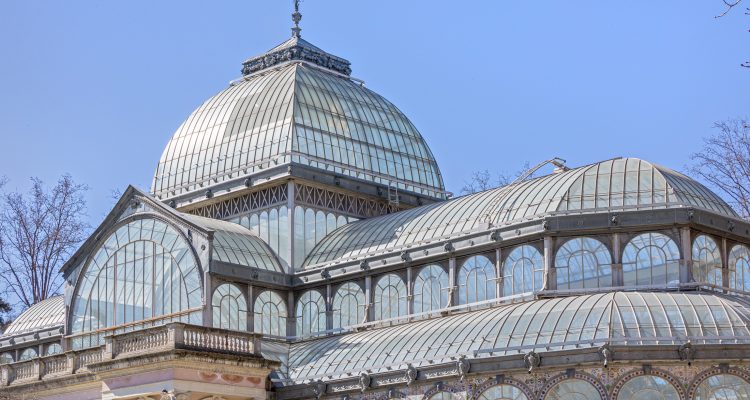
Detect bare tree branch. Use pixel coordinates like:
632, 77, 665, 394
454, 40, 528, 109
460, 163, 531, 195
690, 118, 750, 220
0, 176, 89, 309
715, 0, 750, 67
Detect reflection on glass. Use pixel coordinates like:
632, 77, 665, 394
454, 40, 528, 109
544, 379, 601, 400
18, 348, 37, 361
333, 282, 365, 329
617, 375, 680, 400
254, 290, 287, 337
503, 245, 544, 297
692, 235, 722, 285
555, 237, 612, 290
730, 245, 750, 291
622, 233, 680, 287
296, 290, 326, 336
71, 219, 202, 349
374, 274, 407, 320
477, 384, 529, 400
212, 284, 247, 331
45, 343, 63, 356
458, 255, 496, 305
694, 374, 750, 400
413, 265, 448, 313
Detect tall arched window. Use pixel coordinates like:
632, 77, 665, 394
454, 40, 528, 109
555, 237, 612, 290
622, 233, 680, 286
212, 284, 247, 331
333, 282, 365, 329
617, 375, 680, 400
544, 379, 600, 400
458, 255, 496, 305
18, 348, 37, 361
413, 265, 448, 313
71, 219, 203, 349
503, 245, 544, 297
477, 384, 529, 400
730, 245, 750, 291
296, 290, 326, 336
694, 374, 750, 400
254, 290, 287, 337
374, 274, 407, 320
692, 235, 722, 285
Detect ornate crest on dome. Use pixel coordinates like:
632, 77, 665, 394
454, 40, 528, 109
241, 1, 352, 76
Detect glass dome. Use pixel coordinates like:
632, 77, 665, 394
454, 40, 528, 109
152, 37, 445, 202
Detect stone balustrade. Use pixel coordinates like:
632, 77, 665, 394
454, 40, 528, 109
0, 323, 261, 387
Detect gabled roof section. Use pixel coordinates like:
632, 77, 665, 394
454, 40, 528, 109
1, 296, 64, 337
62, 186, 283, 276
303, 158, 737, 267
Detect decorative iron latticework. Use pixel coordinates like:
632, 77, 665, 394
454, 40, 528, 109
294, 183, 399, 218
188, 184, 288, 220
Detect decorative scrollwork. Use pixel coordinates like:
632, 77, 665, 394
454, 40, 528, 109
359, 372, 371, 393
405, 363, 418, 386
524, 351, 541, 373
456, 355, 470, 381
679, 341, 695, 365
311, 379, 326, 399
599, 343, 613, 368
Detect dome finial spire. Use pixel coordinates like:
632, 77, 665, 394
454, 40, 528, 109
291, 0, 302, 38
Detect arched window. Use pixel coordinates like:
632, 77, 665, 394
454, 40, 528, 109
413, 265, 448, 313
428, 393, 456, 400
616, 375, 680, 400
212, 283, 247, 331
45, 343, 63, 356
296, 290, 326, 336
694, 374, 750, 400
477, 384, 529, 400
458, 255, 496, 305
555, 237, 612, 290
71, 219, 203, 348
730, 245, 750, 291
622, 233, 680, 287
18, 348, 37, 361
503, 245, 544, 297
0, 353, 13, 364
544, 379, 601, 400
333, 282, 365, 329
254, 290, 287, 337
693, 235, 722, 285
374, 274, 407, 320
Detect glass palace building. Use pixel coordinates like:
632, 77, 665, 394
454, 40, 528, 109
3, 12, 750, 400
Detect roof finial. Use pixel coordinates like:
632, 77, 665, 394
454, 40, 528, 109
291, 0, 302, 38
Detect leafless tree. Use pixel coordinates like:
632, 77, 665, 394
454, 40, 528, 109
460, 163, 531, 195
690, 118, 750, 220
0, 175, 88, 308
715, 0, 750, 68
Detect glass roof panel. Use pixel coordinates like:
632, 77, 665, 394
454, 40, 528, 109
304, 158, 736, 268
285, 292, 750, 385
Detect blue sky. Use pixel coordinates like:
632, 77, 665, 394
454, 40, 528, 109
0, 1, 748, 225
